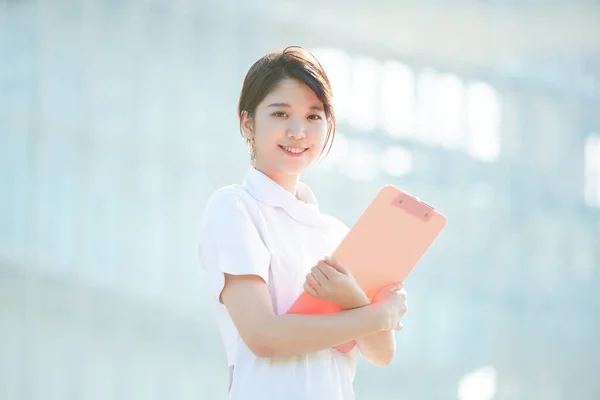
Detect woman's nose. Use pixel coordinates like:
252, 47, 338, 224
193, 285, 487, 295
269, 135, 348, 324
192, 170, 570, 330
287, 119, 307, 139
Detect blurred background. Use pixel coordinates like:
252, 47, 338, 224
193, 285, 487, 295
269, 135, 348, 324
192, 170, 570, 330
1, 0, 599, 399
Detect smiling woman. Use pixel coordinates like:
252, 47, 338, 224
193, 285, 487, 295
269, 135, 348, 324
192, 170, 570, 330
198, 46, 408, 400
237, 47, 337, 193
243, 78, 325, 174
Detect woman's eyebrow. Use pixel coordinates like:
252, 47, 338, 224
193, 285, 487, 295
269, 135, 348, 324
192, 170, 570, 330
267, 102, 291, 108
266, 102, 324, 111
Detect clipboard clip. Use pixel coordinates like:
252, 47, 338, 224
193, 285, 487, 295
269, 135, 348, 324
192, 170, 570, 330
393, 192, 434, 222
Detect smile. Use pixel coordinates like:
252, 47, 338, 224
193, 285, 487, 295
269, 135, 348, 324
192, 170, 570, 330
279, 145, 308, 156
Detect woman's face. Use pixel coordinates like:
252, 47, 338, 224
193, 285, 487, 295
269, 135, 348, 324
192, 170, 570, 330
242, 78, 328, 178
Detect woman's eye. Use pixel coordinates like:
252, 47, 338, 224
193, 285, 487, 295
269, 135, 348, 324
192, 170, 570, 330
308, 114, 322, 121
273, 112, 287, 118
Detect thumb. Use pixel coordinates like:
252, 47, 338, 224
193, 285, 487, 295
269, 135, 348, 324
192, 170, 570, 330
324, 256, 349, 275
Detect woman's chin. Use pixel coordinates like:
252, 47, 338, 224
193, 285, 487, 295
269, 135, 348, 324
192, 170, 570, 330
279, 165, 305, 176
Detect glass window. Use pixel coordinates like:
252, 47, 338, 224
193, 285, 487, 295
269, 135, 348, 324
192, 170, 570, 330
465, 81, 502, 162
380, 60, 416, 138
584, 133, 600, 207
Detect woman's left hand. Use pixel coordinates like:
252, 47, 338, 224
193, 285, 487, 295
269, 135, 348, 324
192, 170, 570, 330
303, 256, 369, 309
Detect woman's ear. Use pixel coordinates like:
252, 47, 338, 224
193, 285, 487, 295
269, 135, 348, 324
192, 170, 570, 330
240, 110, 254, 141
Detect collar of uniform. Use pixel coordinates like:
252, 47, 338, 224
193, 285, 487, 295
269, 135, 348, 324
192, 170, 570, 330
242, 167, 326, 227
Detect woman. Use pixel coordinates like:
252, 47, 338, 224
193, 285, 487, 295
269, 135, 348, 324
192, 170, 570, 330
198, 46, 408, 400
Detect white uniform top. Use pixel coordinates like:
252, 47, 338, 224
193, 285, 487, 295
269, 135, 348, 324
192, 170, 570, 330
198, 167, 357, 400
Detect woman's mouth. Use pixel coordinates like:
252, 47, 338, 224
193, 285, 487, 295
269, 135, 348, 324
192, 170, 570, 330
279, 145, 308, 157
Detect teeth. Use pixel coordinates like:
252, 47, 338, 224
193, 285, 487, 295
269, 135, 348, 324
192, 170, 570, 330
282, 145, 305, 154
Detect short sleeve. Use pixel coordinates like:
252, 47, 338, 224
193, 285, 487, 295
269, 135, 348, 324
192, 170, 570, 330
198, 190, 271, 303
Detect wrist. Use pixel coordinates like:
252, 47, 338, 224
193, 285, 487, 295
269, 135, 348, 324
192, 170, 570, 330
341, 291, 370, 310
370, 303, 391, 331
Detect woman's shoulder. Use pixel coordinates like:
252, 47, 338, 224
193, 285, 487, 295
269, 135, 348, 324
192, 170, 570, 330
206, 183, 245, 203
203, 183, 250, 209
201, 184, 262, 225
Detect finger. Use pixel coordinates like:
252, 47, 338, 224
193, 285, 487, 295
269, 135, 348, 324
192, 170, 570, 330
394, 289, 407, 303
306, 272, 321, 289
303, 281, 318, 297
310, 265, 329, 283
324, 256, 349, 275
389, 282, 404, 292
319, 262, 341, 280
398, 288, 407, 299
313, 260, 331, 279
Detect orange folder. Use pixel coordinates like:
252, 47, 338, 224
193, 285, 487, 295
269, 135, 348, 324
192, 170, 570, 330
286, 185, 447, 352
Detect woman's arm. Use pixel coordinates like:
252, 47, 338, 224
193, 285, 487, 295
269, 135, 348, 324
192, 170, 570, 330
356, 284, 407, 366
303, 257, 406, 367
221, 274, 402, 358
344, 292, 398, 367
356, 331, 396, 367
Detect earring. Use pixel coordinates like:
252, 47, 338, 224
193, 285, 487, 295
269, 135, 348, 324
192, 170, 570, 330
248, 138, 256, 163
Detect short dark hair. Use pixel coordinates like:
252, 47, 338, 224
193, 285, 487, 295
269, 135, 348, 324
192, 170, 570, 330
237, 46, 336, 158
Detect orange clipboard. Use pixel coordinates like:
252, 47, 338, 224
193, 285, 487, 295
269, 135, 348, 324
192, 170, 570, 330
286, 185, 447, 352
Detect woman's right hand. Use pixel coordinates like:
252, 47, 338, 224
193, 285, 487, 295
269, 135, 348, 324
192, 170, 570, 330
372, 283, 408, 331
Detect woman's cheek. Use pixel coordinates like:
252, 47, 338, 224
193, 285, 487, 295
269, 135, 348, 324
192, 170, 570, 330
314, 128, 328, 149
